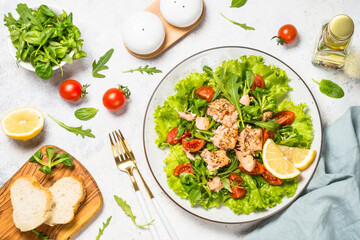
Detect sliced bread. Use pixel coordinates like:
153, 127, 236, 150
44, 176, 86, 226
10, 175, 53, 232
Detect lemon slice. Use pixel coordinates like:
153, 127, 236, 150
277, 145, 316, 170
263, 139, 300, 179
1, 107, 44, 141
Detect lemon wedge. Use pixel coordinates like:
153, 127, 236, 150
1, 107, 44, 141
277, 145, 316, 170
263, 139, 300, 179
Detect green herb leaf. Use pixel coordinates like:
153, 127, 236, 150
48, 114, 95, 138
246, 120, 281, 132
74, 108, 99, 121
46, 147, 56, 162
230, 0, 247, 8
31, 230, 53, 240
118, 85, 131, 99
312, 79, 344, 98
28, 150, 43, 163
114, 195, 154, 228
92, 48, 114, 78
123, 65, 162, 75
51, 153, 74, 167
96, 216, 112, 240
39, 166, 52, 174
220, 13, 255, 30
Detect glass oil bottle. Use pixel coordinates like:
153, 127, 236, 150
312, 14, 354, 69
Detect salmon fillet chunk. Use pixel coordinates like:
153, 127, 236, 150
237, 126, 263, 152
201, 149, 231, 171
210, 125, 238, 150
207, 177, 224, 192
207, 99, 238, 127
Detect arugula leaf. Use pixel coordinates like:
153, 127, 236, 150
32, 230, 52, 240
96, 216, 112, 240
246, 120, 281, 132
28, 147, 74, 174
230, 0, 247, 8
114, 195, 154, 228
220, 13, 255, 30
123, 65, 162, 75
312, 79, 344, 98
74, 108, 98, 121
92, 48, 114, 78
48, 114, 95, 138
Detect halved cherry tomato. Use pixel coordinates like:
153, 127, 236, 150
173, 163, 194, 176
272, 111, 295, 126
239, 161, 265, 175
251, 75, 265, 91
263, 129, 274, 145
166, 127, 191, 145
229, 174, 246, 198
182, 138, 205, 152
262, 169, 282, 185
195, 86, 214, 102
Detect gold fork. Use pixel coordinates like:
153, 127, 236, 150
109, 130, 178, 240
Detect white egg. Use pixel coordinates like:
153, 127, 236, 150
160, 0, 203, 28
122, 11, 165, 55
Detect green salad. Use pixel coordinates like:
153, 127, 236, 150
154, 55, 313, 214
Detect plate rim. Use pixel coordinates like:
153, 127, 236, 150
142, 46, 323, 224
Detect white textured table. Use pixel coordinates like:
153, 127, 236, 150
0, 0, 359, 239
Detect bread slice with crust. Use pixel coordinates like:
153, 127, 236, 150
44, 176, 86, 226
10, 175, 53, 232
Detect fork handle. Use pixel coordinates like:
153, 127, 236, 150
135, 191, 160, 240
151, 198, 179, 240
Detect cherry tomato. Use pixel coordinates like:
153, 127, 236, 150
173, 163, 194, 176
272, 111, 295, 126
195, 86, 214, 102
273, 24, 298, 45
263, 129, 274, 145
239, 161, 265, 175
251, 75, 265, 91
59, 80, 89, 102
229, 174, 246, 198
262, 169, 282, 185
166, 127, 191, 145
182, 138, 205, 152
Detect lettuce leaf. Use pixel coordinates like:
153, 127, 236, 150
277, 99, 314, 148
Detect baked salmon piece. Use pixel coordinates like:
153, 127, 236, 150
177, 111, 196, 121
207, 99, 238, 127
237, 126, 263, 152
207, 177, 224, 192
201, 149, 231, 171
235, 150, 256, 172
210, 124, 238, 150
195, 117, 210, 130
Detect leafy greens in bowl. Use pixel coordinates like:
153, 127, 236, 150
4, 4, 87, 80
143, 47, 322, 223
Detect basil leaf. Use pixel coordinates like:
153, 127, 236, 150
74, 108, 99, 121
312, 79, 344, 98
231, 0, 247, 8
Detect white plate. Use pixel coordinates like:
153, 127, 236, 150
143, 46, 322, 224
7, 5, 72, 72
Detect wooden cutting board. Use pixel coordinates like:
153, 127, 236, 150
125, 0, 206, 59
0, 145, 103, 240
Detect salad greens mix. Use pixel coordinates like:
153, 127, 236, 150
154, 55, 313, 214
4, 3, 86, 79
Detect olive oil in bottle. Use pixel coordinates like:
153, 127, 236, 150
312, 14, 354, 69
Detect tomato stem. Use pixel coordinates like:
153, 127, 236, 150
271, 36, 286, 45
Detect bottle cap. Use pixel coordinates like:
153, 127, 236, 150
329, 14, 354, 41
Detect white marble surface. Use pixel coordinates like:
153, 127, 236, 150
0, 0, 359, 239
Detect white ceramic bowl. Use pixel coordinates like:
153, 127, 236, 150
143, 46, 323, 224
7, 5, 73, 72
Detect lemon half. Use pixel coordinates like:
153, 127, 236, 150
1, 107, 44, 141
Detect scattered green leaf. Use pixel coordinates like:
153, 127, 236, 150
28, 147, 74, 175
312, 79, 344, 98
96, 216, 112, 240
220, 13, 255, 30
32, 230, 53, 240
92, 48, 114, 78
48, 114, 95, 138
75, 108, 98, 121
230, 0, 247, 8
114, 195, 154, 228
123, 65, 162, 75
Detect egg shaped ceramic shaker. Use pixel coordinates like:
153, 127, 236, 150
160, 0, 203, 28
122, 11, 165, 55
